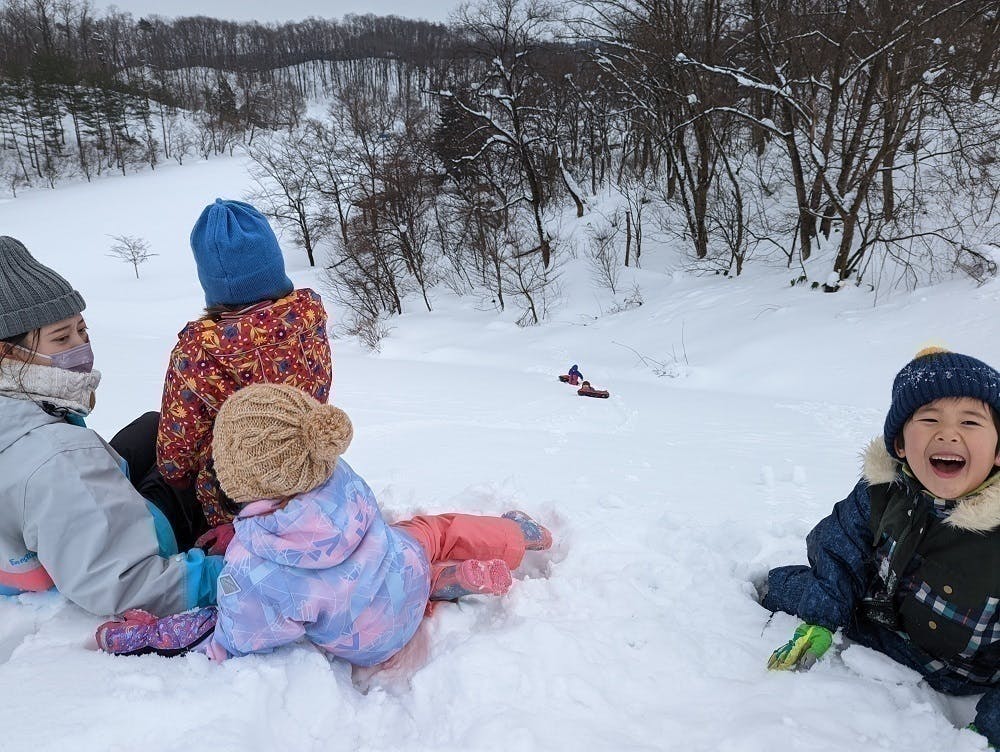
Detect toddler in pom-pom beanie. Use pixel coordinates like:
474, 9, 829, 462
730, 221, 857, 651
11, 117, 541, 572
156, 198, 333, 530
757, 347, 1000, 748
98, 383, 553, 667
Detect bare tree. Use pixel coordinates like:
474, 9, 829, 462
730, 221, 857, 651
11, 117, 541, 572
246, 131, 327, 266
299, 117, 355, 247
586, 215, 622, 293
107, 234, 156, 278
501, 225, 560, 325
436, 0, 561, 267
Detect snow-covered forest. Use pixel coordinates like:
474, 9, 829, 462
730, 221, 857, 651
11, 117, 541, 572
1, 0, 998, 342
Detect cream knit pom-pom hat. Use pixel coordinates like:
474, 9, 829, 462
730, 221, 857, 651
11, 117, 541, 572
212, 383, 353, 503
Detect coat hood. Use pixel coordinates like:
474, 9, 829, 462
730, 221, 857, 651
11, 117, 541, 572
233, 459, 376, 570
180, 288, 323, 360
0, 395, 62, 453
861, 437, 1000, 532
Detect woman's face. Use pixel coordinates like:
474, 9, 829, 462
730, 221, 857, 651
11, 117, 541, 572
27, 315, 89, 356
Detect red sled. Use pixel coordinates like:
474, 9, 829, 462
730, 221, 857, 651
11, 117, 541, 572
578, 381, 609, 398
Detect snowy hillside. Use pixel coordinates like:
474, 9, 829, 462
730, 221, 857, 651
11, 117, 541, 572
0, 155, 994, 751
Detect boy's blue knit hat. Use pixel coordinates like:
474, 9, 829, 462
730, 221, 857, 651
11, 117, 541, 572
190, 199, 293, 307
884, 347, 1000, 456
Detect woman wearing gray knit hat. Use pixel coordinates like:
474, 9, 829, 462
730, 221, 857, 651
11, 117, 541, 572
0, 236, 222, 616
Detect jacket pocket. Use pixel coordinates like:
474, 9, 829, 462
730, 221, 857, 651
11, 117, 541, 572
898, 560, 983, 660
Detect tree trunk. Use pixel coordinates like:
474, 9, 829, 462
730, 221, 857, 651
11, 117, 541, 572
625, 210, 632, 267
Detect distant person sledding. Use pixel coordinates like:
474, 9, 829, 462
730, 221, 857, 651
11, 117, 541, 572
156, 199, 333, 546
558, 364, 610, 398
558, 364, 584, 385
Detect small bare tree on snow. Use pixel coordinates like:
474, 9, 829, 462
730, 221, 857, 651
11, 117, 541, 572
108, 235, 156, 278
586, 215, 622, 293
501, 225, 561, 325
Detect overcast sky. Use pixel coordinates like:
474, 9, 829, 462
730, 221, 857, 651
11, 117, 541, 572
100, 1, 461, 24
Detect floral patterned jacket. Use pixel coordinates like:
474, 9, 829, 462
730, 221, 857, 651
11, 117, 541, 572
156, 288, 332, 525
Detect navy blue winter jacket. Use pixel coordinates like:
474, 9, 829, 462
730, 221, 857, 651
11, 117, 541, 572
797, 477, 875, 631
795, 440, 1000, 682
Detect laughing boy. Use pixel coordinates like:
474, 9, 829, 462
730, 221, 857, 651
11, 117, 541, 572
761, 348, 1000, 745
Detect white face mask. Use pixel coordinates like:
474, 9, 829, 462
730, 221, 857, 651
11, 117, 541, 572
16, 342, 95, 373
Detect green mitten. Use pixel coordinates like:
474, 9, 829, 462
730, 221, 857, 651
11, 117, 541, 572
767, 623, 833, 670
967, 724, 997, 750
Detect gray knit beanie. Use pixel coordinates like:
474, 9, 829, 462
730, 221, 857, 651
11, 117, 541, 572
0, 236, 85, 339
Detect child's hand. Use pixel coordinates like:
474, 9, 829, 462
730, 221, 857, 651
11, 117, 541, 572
767, 623, 833, 670
195, 523, 235, 556
96, 607, 218, 657
966, 723, 997, 749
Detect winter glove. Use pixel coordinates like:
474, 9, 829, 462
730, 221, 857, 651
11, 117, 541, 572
767, 623, 833, 671
195, 523, 235, 556
967, 724, 997, 749
96, 606, 218, 657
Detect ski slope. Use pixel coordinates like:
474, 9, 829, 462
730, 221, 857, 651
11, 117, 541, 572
0, 154, 994, 751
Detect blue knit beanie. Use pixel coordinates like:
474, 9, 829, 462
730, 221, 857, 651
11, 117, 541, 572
883, 347, 1000, 456
190, 199, 293, 307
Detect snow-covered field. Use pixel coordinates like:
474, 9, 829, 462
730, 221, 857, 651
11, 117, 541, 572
0, 156, 994, 751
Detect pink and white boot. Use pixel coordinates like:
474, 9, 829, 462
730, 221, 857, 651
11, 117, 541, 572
429, 559, 513, 601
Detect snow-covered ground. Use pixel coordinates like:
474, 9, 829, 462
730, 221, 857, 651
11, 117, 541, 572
0, 156, 994, 751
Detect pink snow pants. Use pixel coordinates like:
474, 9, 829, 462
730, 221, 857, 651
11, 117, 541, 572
393, 514, 527, 586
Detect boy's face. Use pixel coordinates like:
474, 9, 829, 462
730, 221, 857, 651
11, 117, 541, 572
895, 397, 1000, 499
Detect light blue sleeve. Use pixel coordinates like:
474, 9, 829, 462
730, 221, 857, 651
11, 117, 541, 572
183, 549, 224, 608
142, 500, 179, 557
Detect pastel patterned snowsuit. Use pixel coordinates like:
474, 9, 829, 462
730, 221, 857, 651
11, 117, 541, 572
157, 289, 332, 526
206, 457, 534, 666
208, 459, 431, 665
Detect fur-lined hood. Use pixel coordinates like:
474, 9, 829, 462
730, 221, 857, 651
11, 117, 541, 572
861, 438, 1000, 533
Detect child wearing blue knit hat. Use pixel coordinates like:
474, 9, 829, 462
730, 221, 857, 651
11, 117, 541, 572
155, 199, 333, 533
759, 347, 1000, 746
189, 199, 293, 307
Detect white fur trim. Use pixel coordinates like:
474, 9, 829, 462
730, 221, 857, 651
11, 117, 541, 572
862, 437, 899, 485
946, 482, 1000, 532
861, 437, 1000, 532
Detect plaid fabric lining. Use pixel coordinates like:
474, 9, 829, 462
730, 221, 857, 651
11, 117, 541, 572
923, 656, 1000, 684
913, 583, 990, 632
911, 584, 1000, 681
930, 496, 957, 520
869, 476, 1000, 684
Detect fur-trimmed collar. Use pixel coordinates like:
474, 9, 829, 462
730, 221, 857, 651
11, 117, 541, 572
861, 438, 1000, 533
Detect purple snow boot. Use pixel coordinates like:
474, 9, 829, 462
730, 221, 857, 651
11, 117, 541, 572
96, 607, 217, 657
502, 510, 553, 551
